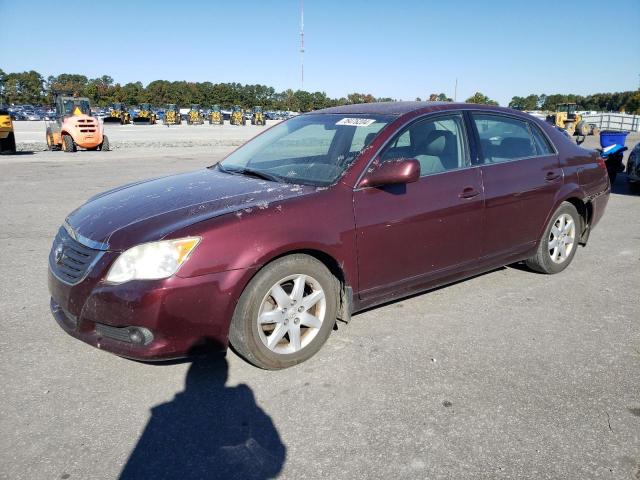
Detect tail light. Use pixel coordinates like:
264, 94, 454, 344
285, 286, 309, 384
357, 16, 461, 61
597, 156, 607, 170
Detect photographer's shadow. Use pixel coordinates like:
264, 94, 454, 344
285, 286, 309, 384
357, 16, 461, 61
120, 352, 285, 480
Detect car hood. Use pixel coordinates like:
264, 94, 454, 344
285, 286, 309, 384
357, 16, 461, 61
66, 168, 316, 250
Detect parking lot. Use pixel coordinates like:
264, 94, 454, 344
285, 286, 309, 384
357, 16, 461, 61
1, 122, 639, 479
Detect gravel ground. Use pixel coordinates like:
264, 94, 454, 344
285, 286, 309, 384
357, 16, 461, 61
13, 119, 281, 152
0, 123, 638, 480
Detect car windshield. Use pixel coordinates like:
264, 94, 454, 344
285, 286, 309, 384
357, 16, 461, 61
217, 113, 394, 186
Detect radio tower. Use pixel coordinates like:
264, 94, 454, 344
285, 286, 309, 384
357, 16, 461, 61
300, 0, 305, 90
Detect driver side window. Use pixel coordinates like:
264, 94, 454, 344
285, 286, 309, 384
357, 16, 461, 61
380, 114, 469, 176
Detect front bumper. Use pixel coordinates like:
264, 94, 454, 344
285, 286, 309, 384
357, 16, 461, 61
48, 265, 252, 360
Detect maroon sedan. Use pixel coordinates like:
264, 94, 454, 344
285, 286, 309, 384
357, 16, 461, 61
48, 102, 610, 369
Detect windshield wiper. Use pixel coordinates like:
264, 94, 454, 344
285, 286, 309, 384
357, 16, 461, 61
218, 164, 284, 183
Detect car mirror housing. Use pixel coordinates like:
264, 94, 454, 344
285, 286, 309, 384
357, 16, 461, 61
358, 158, 421, 188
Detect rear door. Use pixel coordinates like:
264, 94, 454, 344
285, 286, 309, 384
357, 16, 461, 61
470, 112, 561, 259
353, 112, 485, 301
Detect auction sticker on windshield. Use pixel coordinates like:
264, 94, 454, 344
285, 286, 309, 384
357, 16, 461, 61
336, 118, 376, 127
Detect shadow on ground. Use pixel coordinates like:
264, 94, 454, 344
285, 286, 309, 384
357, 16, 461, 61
119, 351, 286, 480
1, 150, 35, 156
610, 173, 640, 197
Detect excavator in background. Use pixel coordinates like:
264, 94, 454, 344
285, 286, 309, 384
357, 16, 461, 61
45, 94, 109, 152
251, 106, 266, 125
187, 105, 204, 125
209, 105, 224, 125
546, 103, 590, 137
104, 103, 131, 124
230, 105, 246, 126
164, 104, 182, 125
133, 103, 157, 124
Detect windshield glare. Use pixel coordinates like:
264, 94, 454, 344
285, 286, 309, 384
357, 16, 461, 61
219, 113, 394, 186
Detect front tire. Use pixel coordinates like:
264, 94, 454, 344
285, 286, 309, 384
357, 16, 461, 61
229, 254, 339, 369
525, 202, 580, 274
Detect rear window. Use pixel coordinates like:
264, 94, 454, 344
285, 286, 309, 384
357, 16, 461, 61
530, 124, 555, 155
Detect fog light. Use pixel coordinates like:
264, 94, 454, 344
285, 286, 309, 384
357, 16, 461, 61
95, 323, 154, 345
128, 327, 153, 345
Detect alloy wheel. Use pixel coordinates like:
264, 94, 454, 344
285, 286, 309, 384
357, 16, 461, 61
257, 274, 326, 354
548, 213, 576, 263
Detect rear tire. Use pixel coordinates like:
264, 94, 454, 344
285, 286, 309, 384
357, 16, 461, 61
525, 202, 580, 274
0, 132, 16, 154
575, 121, 589, 136
62, 134, 76, 152
229, 254, 339, 370
100, 135, 110, 151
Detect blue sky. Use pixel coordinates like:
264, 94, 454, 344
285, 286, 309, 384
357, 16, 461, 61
0, 0, 638, 105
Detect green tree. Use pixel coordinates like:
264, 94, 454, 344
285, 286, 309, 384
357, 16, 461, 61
4, 71, 45, 104
48, 74, 88, 97
465, 92, 499, 106
121, 82, 144, 105
0, 68, 6, 102
508, 94, 539, 110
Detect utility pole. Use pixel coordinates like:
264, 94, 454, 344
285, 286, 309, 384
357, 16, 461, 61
300, 0, 305, 91
454, 78, 458, 102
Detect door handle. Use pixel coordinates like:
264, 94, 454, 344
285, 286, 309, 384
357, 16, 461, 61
545, 171, 561, 181
458, 187, 480, 199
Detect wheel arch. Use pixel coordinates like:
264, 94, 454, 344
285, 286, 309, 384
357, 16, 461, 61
241, 247, 353, 323
538, 185, 592, 247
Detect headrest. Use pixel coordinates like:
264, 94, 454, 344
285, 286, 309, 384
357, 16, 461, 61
421, 130, 454, 156
363, 132, 377, 146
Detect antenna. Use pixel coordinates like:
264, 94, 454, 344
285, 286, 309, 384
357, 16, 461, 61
300, 0, 305, 90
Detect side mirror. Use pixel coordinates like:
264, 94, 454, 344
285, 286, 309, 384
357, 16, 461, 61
358, 158, 421, 188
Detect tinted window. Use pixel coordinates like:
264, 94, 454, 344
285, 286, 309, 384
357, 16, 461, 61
381, 114, 468, 176
473, 114, 536, 163
530, 123, 554, 155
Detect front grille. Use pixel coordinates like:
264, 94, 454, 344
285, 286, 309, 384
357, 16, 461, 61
49, 226, 102, 285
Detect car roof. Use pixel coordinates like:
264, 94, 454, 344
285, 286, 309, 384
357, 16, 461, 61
313, 101, 517, 117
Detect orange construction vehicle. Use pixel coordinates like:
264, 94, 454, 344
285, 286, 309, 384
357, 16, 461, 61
46, 95, 109, 152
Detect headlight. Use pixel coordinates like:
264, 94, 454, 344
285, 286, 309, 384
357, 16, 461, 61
105, 237, 200, 284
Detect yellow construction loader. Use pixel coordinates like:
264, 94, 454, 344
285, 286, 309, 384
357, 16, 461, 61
133, 103, 157, 124
104, 103, 130, 124
546, 103, 590, 136
251, 106, 266, 125
209, 105, 224, 125
0, 106, 16, 154
230, 105, 246, 126
164, 104, 181, 125
187, 104, 204, 125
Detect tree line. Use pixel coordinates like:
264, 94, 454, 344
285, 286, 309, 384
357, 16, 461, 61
0, 69, 490, 111
2, 68, 637, 113
508, 91, 640, 114
0, 69, 400, 111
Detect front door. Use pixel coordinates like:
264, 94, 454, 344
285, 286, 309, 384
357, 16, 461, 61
353, 113, 485, 302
